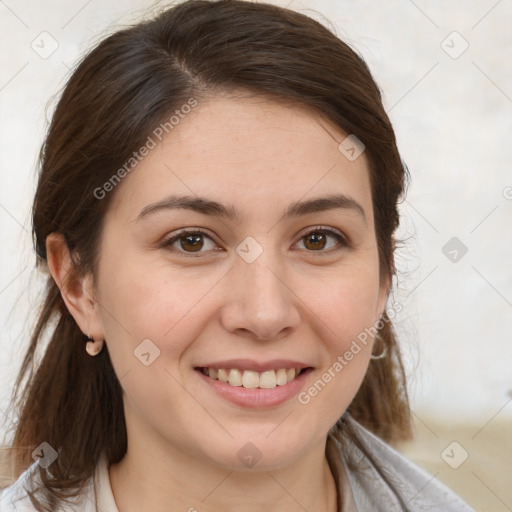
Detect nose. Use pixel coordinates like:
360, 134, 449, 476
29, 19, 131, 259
220, 246, 301, 341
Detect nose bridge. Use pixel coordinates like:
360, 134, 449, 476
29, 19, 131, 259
237, 236, 288, 313
221, 235, 300, 340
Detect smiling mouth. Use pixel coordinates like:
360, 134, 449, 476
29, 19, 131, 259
195, 367, 312, 389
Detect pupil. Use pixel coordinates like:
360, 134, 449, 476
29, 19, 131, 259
306, 232, 325, 250
182, 234, 203, 252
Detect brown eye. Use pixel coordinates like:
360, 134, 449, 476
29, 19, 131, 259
304, 232, 327, 250
178, 233, 204, 252
162, 226, 348, 258
297, 228, 347, 253
162, 229, 217, 256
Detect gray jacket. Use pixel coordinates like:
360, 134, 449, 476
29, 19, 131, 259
328, 414, 475, 511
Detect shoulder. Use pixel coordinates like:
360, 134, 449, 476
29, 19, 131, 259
0, 460, 38, 511
0, 461, 96, 512
330, 414, 477, 512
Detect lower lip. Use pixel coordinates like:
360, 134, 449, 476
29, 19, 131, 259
195, 368, 313, 408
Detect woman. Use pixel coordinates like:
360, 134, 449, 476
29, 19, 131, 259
0, 0, 475, 510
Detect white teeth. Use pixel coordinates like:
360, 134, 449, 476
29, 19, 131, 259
259, 370, 276, 388
218, 368, 229, 383
201, 367, 305, 388
276, 368, 288, 386
228, 369, 243, 386
242, 370, 260, 388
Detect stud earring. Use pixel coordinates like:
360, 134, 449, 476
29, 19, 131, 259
86, 334, 104, 357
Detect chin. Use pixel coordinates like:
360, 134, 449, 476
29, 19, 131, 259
196, 425, 319, 472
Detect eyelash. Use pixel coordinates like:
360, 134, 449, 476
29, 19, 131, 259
160, 226, 349, 258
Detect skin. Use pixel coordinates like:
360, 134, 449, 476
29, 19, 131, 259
47, 91, 390, 512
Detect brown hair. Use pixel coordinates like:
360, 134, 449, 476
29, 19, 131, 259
2, 0, 412, 508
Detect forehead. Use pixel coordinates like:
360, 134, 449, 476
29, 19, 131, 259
107, 93, 373, 225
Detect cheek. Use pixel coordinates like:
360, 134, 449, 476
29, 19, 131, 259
299, 266, 379, 411
298, 329, 374, 431
96, 255, 217, 368
312, 263, 382, 346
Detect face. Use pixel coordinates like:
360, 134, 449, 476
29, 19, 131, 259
89, 92, 389, 470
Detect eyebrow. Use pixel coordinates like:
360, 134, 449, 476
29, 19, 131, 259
135, 193, 367, 225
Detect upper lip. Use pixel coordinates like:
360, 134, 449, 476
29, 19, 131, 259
195, 359, 312, 372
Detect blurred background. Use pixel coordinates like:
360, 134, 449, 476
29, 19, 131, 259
0, 0, 511, 509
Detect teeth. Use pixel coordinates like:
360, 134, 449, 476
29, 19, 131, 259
201, 367, 305, 388
259, 370, 277, 388
242, 370, 260, 388
218, 369, 229, 383
276, 368, 287, 386
228, 369, 243, 386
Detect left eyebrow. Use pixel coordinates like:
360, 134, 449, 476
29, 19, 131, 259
134, 193, 367, 225
283, 194, 367, 225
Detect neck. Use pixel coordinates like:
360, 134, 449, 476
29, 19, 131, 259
109, 420, 338, 512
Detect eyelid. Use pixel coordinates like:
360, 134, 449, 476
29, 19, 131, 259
161, 225, 350, 257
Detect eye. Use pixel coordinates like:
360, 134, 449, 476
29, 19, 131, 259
161, 228, 217, 257
294, 226, 348, 254
161, 226, 349, 258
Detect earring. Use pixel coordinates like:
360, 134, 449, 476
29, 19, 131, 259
370, 333, 387, 360
86, 334, 104, 357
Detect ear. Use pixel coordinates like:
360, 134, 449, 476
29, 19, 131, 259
377, 272, 392, 319
376, 250, 394, 319
46, 232, 104, 341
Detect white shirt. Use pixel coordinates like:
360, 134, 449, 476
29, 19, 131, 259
94, 453, 119, 511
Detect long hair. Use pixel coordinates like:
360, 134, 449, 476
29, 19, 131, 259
3, 1, 412, 508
